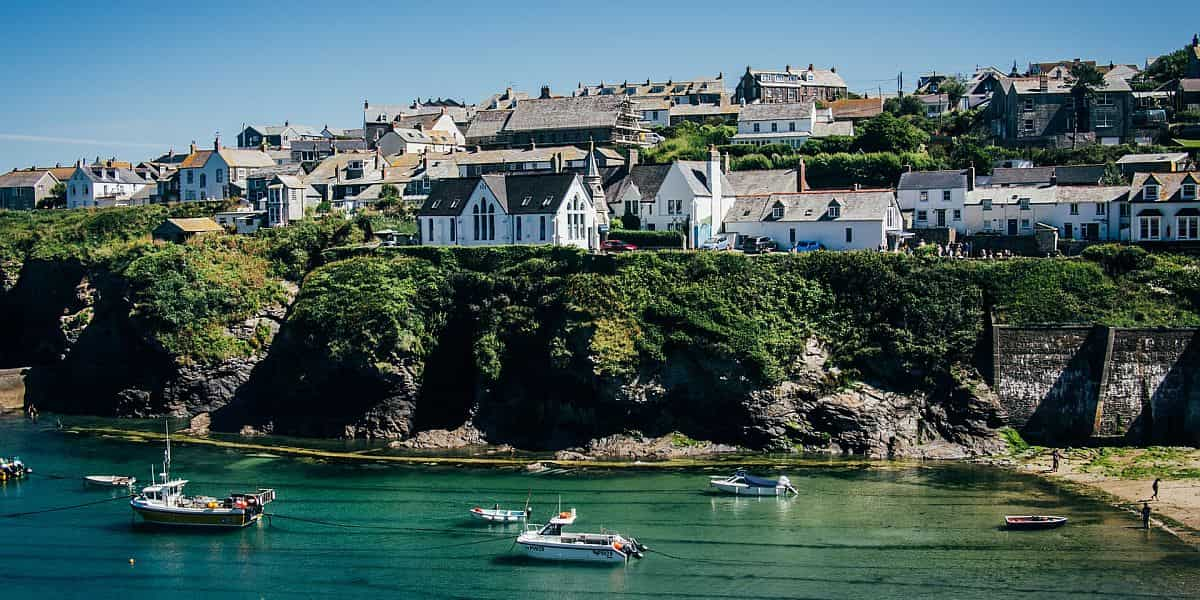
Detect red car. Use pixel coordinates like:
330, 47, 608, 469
602, 239, 638, 252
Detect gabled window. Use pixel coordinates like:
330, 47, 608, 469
827, 204, 840, 218
1144, 184, 1160, 201
771, 204, 784, 219
1183, 183, 1198, 200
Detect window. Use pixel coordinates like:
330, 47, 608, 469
1096, 203, 1107, 215
1018, 198, 1030, 210
428, 219, 434, 241
430, 199, 441, 209
521, 195, 532, 207
789, 122, 796, 132
1179, 216, 1200, 240
539, 216, 546, 241
1022, 119, 1035, 132
1094, 111, 1114, 128
828, 205, 840, 218
942, 191, 951, 202
450, 218, 457, 242
187, 170, 194, 184
845, 227, 853, 243
789, 228, 796, 244
1183, 184, 1198, 200
916, 210, 927, 222
1140, 216, 1161, 240
983, 220, 993, 231
216, 169, 224, 183
919, 191, 928, 202
1063, 223, 1074, 239
952, 209, 961, 221
772, 205, 784, 219
1069, 203, 1079, 215
770, 122, 778, 133
1144, 185, 1159, 201
1022, 98, 1034, 111
1095, 93, 1113, 106
516, 216, 523, 240
753, 123, 760, 133
542, 196, 552, 207
1120, 203, 1130, 218
982, 199, 993, 211
199, 173, 207, 188
1020, 219, 1030, 229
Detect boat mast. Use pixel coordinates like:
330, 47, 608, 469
163, 420, 171, 481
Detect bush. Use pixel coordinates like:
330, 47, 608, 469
1082, 244, 1155, 276
608, 228, 684, 248
731, 154, 773, 170
1176, 110, 1200, 124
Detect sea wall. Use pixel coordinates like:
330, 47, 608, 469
993, 325, 1200, 444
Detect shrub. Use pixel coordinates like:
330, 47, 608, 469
1081, 244, 1155, 276
608, 228, 684, 248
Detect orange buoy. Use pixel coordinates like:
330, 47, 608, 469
612, 541, 623, 551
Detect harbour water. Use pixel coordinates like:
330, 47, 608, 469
2, 416, 1198, 599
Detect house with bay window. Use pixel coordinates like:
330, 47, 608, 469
1128, 172, 1200, 242
417, 171, 597, 250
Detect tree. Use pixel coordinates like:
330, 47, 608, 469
939, 77, 967, 112
38, 182, 67, 209
852, 112, 930, 153
885, 95, 925, 117
1143, 47, 1189, 85
1070, 63, 1107, 148
1101, 162, 1127, 186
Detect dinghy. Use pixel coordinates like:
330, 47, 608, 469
1004, 515, 1068, 530
85, 475, 137, 488
709, 470, 797, 496
470, 505, 530, 522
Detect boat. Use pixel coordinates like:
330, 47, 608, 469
470, 505, 530, 522
1005, 515, 1068, 530
516, 508, 646, 564
84, 475, 137, 488
709, 470, 797, 496
130, 422, 275, 529
0, 457, 31, 481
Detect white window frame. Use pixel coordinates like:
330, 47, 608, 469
1144, 185, 1159, 201
1139, 216, 1161, 240
1069, 203, 1079, 215
1183, 183, 1198, 201
1178, 216, 1199, 240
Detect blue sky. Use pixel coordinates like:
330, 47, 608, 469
0, 1, 1196, 172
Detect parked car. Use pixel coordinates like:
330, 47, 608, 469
602, 239, 638, 253
740, 236, 776, 254
791, 240, 822, 253
699, 235, 735, 251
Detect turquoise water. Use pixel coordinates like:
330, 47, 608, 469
2, 416, 1198, 599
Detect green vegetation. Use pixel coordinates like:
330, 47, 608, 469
1078, 446, 1200, 480
607, 228, 684, 248
999, 427, 1032, 454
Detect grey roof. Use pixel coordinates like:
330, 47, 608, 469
677, 161, 735, 197
419, 177, 480, 216
245, 163, 304, 181
739, 103, 812, 121
990, 167, 1056, 186
727, 168, 800, 196
1129, 172, 1200, 202
1116, 152, 1189, 164
669, 103, 740, 117
249, 124, 321, 137
384, 129, 434, 144
898, 169, 968, 190
453, 145, 624, 166
726, 191, 895, 223
1053, 164, 1107, 186
75, 165, 147, 185
291, 139, 368, 152
480, 172, 581, 214
504, 96, 631, 132
464, 110, 512, 140
273, 175, 305, 188
605, 164, 672, 202
812, 120, 854, 137
748, 67, 847, 89
1053, 185, 1128, 204
0, 169, 56, 188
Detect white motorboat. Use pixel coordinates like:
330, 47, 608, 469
516, 508, 646, 564
470, 505, 530, 522
709, 470, 797, 496
85, 475, 137, 488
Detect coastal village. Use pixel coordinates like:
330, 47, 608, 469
3, 35, 1200, 258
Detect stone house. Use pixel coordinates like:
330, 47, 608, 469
734, 64, 847, 104
497, 95, 650, 148
152, 218, 224, 243
989, 72, 1134, 147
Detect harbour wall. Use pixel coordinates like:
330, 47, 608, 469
0, 367, 26, 412
993, 326, 1200, 444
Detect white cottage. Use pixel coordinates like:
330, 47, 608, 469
177, 139, 275, 202
417, 171, 597, 250
723, 189, 904, 251
66, 163, 149, 209
897, 168, 974, 233
1128, 172, 1200, 242
641, 148, 737, 248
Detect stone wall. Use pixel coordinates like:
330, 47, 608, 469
993, 325, 1200, 444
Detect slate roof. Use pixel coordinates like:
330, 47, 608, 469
273, 175, 305, 188
1116, 152, 1189, 164
812, 120, 854, 137
218, 148, 276, 168
749, 67, 847, 89
669, 103, 740, 117
828, 98, 884, 120
727, 168, 800, 196
1053, 164, 1107, 186
420, 177, 481, 216
394, 114, 441, 131
386, 128, 434, 144
605, 164, 671, 202
249, 124, 321, 137
990, 167, 1056, 186
726, 190, 895, 223
503, 96, 630, 132
898, 169, 968, 190
75, 165, 147, 185
291, 139, 368, 153
245, 163, 304, 181
0, 169, 55, 188
739, 103, 812, 121
575, 77, 725, 98
676, 161, 736, 197
465, 110, 512, 140
481, 172, 581, 214
453, 145, 624, 166
1130, 172, 1200, 202
1053, 185, 1128, 204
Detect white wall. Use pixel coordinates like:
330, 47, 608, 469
1130, 201, 1200, 242
179, 153, 236, 202
725, 219, 890, 251
900, 186, 968, 234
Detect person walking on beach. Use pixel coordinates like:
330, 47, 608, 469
1152, 478, 1161, 501
1050, 449, 1061, 473
1142, 502, 1152, 529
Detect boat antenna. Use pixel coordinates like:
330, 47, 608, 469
524, 488, 532, 513
163, 420, 171, 481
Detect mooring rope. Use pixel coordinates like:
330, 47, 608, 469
1, 494, 132, 519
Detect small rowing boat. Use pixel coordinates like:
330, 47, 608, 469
85, 475, 137, 488
516, 508, 646, 564
709, 470, 797, 496
1004, 515, 1068, 530
470, 505, 530, 522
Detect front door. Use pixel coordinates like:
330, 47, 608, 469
1083, 223, 1100, 240
936, 209, 946, 227
1007, 219, 1018, 235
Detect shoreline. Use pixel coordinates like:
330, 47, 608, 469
1008, 447, 1200, 549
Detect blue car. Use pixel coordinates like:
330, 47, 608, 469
792, 241, 823, 253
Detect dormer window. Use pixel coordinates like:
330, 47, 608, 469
542, 196, 553, 207
771, 204, 784, 219
449, 199, 460, 208
430, 199, 441, 209
827, 203, 841, 218
1144, 184, 1160, 201
1183, 183, 1198, 200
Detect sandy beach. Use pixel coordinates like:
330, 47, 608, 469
1016, 447, 1200, 547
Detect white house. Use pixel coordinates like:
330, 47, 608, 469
641, 148, 737, 247
1128, 172, 1200, 242
731, 103, 852, 148
177, 139, 276, 202
964, 185, 1126, 240
635, 98, 671, 128
603, 164, 671, 226
376, 128, 456, 156
417, 171, 598, 250
897, 168, 974, 233
66, 162, 149, 209
723, 189, 904, 251
266, 175, 321, 228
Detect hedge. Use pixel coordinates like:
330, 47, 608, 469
608, 228, 684, 248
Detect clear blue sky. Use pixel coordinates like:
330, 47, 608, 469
1, 1, 1195, 172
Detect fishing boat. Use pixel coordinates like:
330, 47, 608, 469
709, 470, 797, 496
470, 505, 530, 522
84, 475, 137, 488
130, 423, 275, 529
0, 457, 31, 481
516, 508, 646, 564
1004, 515, 1068, 530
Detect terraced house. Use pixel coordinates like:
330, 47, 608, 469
1128, 172, 1200, 243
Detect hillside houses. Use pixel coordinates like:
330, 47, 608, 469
0, 168, 59, 210
176, 139, 275, 202
732, 103, 853, 147
734, 64, 848, 104
66, 160, 150, 209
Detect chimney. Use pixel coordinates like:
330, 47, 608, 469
797, 159, 809, 193
1050, 172, 1058, 187
530, 140, 537, 150
364, 99, 369, 110
706, 145, 723, 206
628, 148, 639, 168
968, 164, 976, 191
540, 85, 552, 99
423, 153, 430, 172
786, 64, 792, 73
1039, 74, 1049, 92
830, 66, 836, 73
214, 135, 221, 151
853, 183, 861, 191
722, 153, 730, 174
807, 64, 813, 71
189, 141, 197, 154
552, 152, 564, 173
